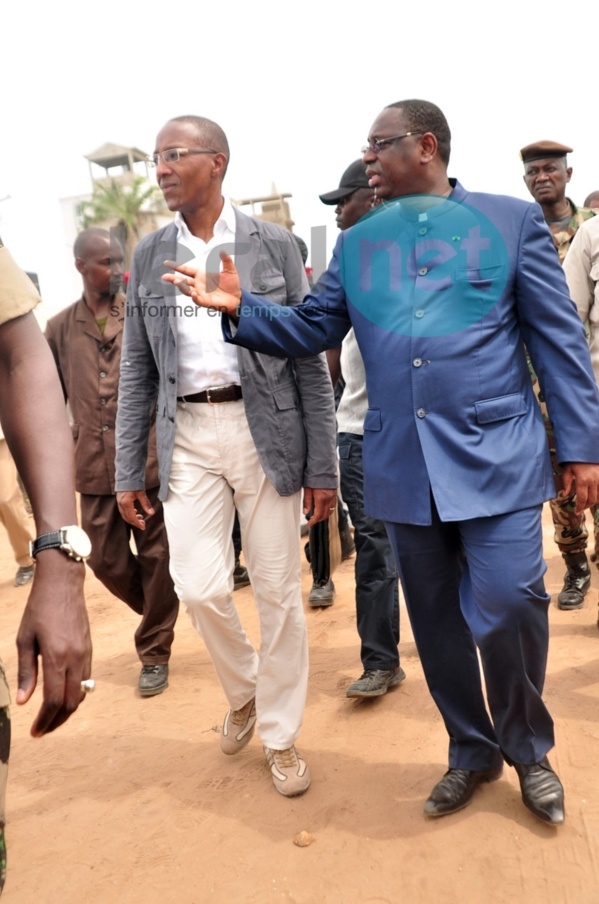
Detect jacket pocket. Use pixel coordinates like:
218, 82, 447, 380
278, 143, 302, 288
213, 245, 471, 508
474, 392, 527, 424
273, 384, 300, 410
363, 409, 382, 432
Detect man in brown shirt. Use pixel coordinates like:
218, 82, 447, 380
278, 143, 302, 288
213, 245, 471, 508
45, 228, 178, 696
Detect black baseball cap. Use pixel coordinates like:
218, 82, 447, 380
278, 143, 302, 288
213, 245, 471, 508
319, 160, 370, 205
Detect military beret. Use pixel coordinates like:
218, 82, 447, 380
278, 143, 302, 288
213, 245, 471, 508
520, 141, 573, 164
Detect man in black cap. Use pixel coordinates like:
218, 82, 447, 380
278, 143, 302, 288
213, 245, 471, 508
318, 162, 404, 699
521, 141, 597, 609
319, 160, 377, 230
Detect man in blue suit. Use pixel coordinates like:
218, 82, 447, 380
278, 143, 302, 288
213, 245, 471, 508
163, 100, 599, 825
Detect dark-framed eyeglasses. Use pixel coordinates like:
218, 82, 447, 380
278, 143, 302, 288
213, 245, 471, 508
361, 131, 424, 156
146, 148, 219, 167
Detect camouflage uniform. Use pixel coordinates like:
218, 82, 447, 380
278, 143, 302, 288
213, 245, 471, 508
0, 239, 40, 895
552, 200, 596, 264
533, 202, 598, 555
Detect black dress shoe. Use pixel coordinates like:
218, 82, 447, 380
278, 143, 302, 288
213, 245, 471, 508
424, 766, 503, 817
513, 756, 565, 825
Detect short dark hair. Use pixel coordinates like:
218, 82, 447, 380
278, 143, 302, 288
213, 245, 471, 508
169, 115, 230, 175
386, 99, 451, 165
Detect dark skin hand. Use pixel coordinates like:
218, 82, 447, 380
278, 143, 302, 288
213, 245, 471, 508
117, 485, 336, 531
0, 311, 92, 737
116, 490, 155, 531
561, 463, 599, 514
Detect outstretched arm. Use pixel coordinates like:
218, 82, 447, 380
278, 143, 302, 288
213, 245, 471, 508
0, 311, 92, 737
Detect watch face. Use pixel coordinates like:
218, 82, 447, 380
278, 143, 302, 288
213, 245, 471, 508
64, 525, 92, 559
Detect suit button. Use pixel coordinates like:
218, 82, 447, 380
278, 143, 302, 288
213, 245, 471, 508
100, 398, 106, 405
168, 376, 176, 384
418, 267, 428, 276
416, 408, 426, 418
259, 283, 267, 290
415, 310, 425, 319
102, 425, 109, 432
418, 227, 427, 236
413, 358, 423, 368
100, 371, 107, 378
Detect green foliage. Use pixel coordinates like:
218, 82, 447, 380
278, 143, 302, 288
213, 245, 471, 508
76, 177, 160, 237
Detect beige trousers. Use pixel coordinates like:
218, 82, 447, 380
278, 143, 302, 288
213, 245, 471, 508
164, 400, 307, 750
0, 440, 33, 567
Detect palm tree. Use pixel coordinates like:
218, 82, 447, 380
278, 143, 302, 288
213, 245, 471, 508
76, 177, 161, 266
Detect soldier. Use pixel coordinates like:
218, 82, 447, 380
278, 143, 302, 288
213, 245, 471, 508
521, 140, 597, 609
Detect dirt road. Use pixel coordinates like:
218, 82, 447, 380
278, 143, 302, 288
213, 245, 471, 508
1, 505, 598, 904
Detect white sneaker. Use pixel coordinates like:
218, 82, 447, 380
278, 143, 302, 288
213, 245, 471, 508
264, 745, 311, 797
220, 698, 256, 755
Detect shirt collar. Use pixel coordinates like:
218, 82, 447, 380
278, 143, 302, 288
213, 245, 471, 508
174, 198, 237, 242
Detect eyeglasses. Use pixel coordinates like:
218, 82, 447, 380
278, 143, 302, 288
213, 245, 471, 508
361, 131, 423, 155
146, 148, 218, 167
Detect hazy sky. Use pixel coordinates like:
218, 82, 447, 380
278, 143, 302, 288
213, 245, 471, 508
1, 0, 592, 318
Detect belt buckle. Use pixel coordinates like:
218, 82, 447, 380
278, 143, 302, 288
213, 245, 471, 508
206, 387, 216, 404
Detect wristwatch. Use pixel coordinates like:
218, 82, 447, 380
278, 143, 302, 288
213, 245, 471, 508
29, 525, 92, 562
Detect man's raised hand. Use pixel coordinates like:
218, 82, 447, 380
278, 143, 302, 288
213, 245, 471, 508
162, 251, 241, 316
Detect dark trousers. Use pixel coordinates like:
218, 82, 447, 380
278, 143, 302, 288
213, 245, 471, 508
385, 498, 554, 769
338, 433, 400, 670
80, 487, 179, 663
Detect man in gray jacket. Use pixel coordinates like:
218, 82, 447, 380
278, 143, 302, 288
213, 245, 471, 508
115, 115, 337, 798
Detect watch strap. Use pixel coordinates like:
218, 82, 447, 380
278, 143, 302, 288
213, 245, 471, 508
30, 530, 65, 558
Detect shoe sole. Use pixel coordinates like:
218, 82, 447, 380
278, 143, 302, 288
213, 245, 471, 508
265, 750, 311, 797
272, 778, 311, 797
346, 670, 406, 698
139, 681, 169, 697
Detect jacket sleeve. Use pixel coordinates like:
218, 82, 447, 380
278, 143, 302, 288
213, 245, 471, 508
225, 235, 352, 357
563, 221, 595, 323
43, 319, 68, 402
282, 235, 338, 488
563, 218, 599, 393
115, 251, 160, 491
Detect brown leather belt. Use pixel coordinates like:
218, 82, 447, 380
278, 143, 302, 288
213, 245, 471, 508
177, 385, 243, 404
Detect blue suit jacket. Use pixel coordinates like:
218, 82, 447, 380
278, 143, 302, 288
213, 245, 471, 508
226, 181, 599, 525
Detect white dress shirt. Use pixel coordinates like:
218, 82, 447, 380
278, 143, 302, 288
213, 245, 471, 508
174, 199, 240, 396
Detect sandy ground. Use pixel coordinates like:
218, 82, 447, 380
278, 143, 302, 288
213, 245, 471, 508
1, 505, 599, 904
